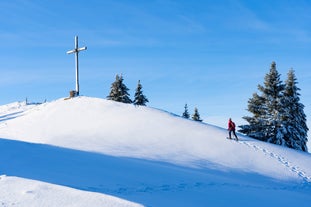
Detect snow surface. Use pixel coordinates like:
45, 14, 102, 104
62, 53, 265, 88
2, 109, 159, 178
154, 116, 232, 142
0, 175, 142, 207
0, 96, 311, 206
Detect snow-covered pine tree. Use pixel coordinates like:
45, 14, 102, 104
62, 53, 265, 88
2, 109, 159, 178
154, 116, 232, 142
107, 74, 132, 104
107, 74, 120, 101
192, 107, 202, 122
281, 69, 308, 152
239, 93, 267, 140
133, 80, 149, 106
182, 104, 190, 119
239, 62, 286, 145
259, 62, 286, 145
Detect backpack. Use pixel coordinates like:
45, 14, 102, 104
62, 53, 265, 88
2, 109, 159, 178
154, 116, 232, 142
229, 121, 235, 129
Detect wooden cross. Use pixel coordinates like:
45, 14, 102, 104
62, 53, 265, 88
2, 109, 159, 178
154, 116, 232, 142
67, 36, 87, 96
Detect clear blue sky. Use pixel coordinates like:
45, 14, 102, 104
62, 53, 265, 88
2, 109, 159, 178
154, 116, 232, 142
1, 0, 311, 130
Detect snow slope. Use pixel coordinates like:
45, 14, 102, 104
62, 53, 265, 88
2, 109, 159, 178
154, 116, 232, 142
1, 96, 311, 206
0, 175, 142, 207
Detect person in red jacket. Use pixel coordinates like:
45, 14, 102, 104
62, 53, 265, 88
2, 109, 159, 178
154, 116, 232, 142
228, 118, 238, 140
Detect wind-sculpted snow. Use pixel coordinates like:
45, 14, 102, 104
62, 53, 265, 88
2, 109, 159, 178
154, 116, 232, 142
0, 96, 311, 206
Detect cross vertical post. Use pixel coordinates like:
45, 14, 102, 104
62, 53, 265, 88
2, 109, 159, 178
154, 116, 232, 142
74, 36, 79, 96
67, 36, 87, 96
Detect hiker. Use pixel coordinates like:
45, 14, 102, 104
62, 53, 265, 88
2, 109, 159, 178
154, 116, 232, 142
228, 118, 238, 140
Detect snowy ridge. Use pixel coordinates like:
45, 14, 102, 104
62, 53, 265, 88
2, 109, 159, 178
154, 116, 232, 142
1, 96, 311, 206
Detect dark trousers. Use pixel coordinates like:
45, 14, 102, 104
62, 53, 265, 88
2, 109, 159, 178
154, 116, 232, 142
229, 129, 238, 139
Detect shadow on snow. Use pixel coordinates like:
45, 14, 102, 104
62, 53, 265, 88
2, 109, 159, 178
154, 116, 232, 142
0, 138, 310, 207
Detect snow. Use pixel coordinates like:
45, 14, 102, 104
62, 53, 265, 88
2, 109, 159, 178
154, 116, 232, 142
0, 96, 311, 206
0, 175, 142, 207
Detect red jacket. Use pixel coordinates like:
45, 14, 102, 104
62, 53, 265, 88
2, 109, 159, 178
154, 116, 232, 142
228, 120, 235, 131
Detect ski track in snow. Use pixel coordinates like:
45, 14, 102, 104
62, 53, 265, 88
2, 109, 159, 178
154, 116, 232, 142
0, 112, 22, 128
0, 102, 37, 129
239, 140, 311, 182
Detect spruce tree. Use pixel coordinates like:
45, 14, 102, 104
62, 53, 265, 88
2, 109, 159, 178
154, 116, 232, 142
282, 69, 308, 151
182, 104, 190, 119
260, 61, 286, 144
107, 74, 132, 104
239, 93, 267, 140
133, 80, 149, 106
240, 62, 286, 144
192, 107, 202, 122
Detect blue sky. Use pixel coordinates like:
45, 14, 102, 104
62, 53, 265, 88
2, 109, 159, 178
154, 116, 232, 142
0, 0, 311, 130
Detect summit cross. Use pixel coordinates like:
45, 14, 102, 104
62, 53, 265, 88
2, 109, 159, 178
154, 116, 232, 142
67, 36, 87, 96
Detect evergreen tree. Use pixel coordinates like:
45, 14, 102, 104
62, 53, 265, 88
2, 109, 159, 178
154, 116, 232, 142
133, 80, 149, 106
282, 69, 308, 151
192, 107, 202, 122
240, 62, 286, 144
182, 104, 190, 119
239, 93, 267, 140
259, 61, 286, 145
107, 74, 132, 104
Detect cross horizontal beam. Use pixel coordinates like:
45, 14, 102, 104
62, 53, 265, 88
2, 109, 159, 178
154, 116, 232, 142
66, 46, 87, 54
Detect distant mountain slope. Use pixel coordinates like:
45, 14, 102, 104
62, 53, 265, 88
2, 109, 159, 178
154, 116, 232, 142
1, 96, 310, 182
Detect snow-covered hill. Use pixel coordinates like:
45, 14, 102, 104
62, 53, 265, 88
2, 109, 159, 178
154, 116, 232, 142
0, 175, 142, 207
1, 96, 311, 206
